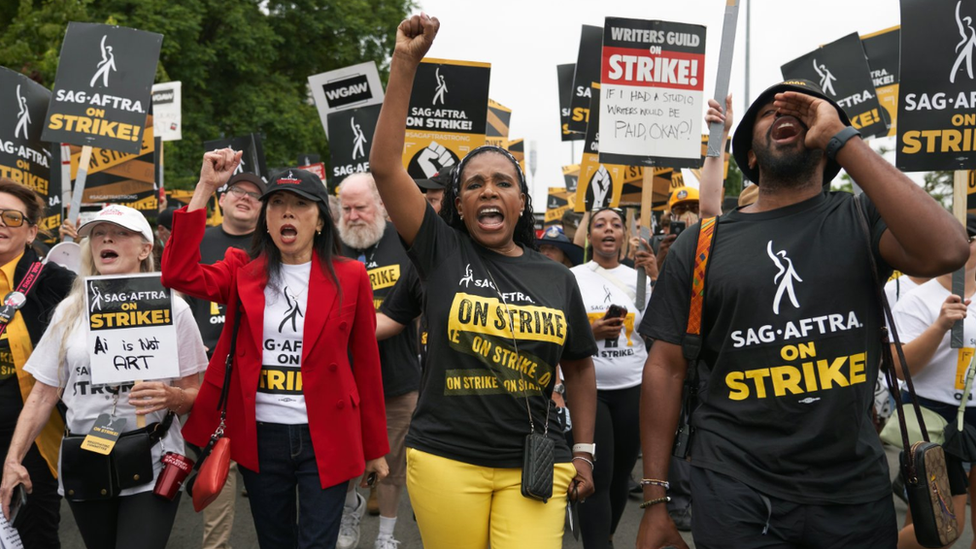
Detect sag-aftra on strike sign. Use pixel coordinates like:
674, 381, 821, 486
42, 23, 162, 155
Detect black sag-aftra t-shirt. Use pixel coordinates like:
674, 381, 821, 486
405, 205, 598, 468
640, 191, 893, 505
341, 222, 420, 398
187, 226, 254, 356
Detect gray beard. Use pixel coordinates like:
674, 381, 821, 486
339, 216, 385, 249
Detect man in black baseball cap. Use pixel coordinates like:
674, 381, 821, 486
413, 165, 453, 213
637, 79, 969, 549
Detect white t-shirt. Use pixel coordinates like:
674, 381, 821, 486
255, 262, 311, 424
894, 279, 976, 406
885, 275, 922, 305
570, 262, 650, 390
25, 296, 208, 496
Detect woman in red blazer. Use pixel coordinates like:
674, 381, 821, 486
162, 150, 389, 549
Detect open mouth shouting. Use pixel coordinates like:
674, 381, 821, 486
769, 116, 805, 146
477, 205, 505, 231
279, 223, 299, 245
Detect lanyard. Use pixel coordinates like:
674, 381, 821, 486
0, 261, 44, 338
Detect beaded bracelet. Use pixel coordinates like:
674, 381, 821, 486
639, 496, 671, 509
572, 456, 594, 469
639, 478, 670, 490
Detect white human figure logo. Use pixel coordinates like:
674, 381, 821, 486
89, 281, 103, 312
90, 35, 117, 88
459, 264, 473, 288
951, 0, 976, 84
767, 240, 803, 315
233, 157, 246, 176
351, 117, 367, 159
812, 59, 837, 96
432, 67, 447, 105
591, 165, 612, 209
14, 85, 30, 140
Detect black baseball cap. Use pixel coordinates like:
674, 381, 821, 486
224, 172, 267, 194
732, 79, 852, 187
262, 169, 329, 203
415, 165, 455, 192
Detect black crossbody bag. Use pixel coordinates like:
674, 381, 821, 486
854, 197, 959, 548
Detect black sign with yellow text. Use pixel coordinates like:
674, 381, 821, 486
42, 22, 162, 154
558, 63, 580, 141
897, 0, 976, 171
781, 33, 888, 138
567, 26, 603, 136
486, 98, 512, 147
403, 58, 490, 179
69, 114, 158, 211
862, 27, 900, 137
0, 67, 58, 238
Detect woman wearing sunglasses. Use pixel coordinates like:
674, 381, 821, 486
0, 180, 75, 548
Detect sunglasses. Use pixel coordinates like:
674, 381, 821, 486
227, 186, 262, 201
0, 209, 30, 228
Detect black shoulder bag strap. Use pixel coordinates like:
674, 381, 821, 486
852, 196, 928, 480
674, 217, 718, 459
191, 300, 243, 475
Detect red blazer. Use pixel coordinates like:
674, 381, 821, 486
161, 207, 388, 488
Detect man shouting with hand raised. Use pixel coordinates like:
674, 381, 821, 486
636, 80, 968, 549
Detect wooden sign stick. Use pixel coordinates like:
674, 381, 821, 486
635, 169, 654, 309
64, 145, 92, 243
951, 170, 968, 348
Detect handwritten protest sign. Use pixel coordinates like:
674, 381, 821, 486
42, 23, 162, 154
85, 273, 179, 386
598, 17, 706, 168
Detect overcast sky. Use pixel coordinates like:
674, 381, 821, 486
413, 0, 903, 210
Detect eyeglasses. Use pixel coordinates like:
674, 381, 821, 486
227, 186, 262, 201
0, 210, 29, 228
671, 203, 700, 216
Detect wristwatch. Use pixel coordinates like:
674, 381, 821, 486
825, 126, 861, 160
573, 443, 597, 461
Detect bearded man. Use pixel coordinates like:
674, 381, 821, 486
336, 173, 420, 549
635, 80, 969, 549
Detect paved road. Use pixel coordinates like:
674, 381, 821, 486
56, 446, 967, 548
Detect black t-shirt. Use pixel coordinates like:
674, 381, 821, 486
341, 223, 420, 398
640, 191, 893, 505
380, 262, 427, 361
0, 337, 21, 433
187, 226, 253, 356
405, 205, 598, 468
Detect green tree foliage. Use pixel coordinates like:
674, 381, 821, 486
0, 0, 413, 189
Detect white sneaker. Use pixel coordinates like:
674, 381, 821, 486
337, 492, 366, 549
374, 535, 401, 549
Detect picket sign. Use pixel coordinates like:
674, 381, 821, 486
952, 170, 968, 349
707, 0, 739, 157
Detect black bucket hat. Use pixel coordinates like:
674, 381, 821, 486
261, 169, 329, 203
732, 79, 852, 187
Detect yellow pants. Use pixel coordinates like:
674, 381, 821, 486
406, 447, 576, 549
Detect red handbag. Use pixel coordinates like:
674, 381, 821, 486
186, 301, 241, 512
191, 435, 231, 511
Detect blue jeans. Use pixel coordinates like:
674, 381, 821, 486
239, 423, 347, 549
